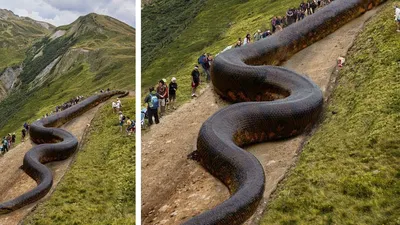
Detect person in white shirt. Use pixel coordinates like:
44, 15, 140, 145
243, 33, 251, 45
395, 5, 400, 32
112, 101, 117, 113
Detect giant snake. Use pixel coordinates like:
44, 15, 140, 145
184, 0, 386, 224
0, 90, 128, 214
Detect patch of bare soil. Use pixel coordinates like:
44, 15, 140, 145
0, 104, 102, 225
142, 7, 381, 225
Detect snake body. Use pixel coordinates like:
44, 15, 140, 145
0, 90, 128, 214
184, 0, 385, 224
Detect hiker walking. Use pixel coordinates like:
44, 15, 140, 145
157, 79, 167, 117
191, 65, 200, 97
144, 87, 160, 125
169, 77, 178, 109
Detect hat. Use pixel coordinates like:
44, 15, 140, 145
258, 29, 261, 33
194, 65, 199, 69
171, 77, 176, 82
162, 78, 167, 83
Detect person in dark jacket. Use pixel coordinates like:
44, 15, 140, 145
191, 65, 200, 97
168, 77, 178, 109
144, 87, 160, 125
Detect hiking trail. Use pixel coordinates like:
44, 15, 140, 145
0, 104, 103, 225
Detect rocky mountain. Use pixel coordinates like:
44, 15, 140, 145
0, 11, 135, 136
0, 9, 54, 100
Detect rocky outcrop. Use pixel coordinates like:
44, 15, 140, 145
0, 66, 21, 90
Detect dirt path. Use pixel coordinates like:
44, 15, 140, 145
141, 7, 382, 225
0, 104, 102, 225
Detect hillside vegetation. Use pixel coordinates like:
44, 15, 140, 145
141, 0, 302, 104
0, 13, 135, 141
23, 97, 135, 225
0, 9, 54, 70
261, 2, 400, 224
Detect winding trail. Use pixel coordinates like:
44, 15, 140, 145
141, 5, 383, 225
0, 104, 102, 225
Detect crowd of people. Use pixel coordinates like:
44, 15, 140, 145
112, 98, 135, 135
55, 96, 85, 113
143, 77, 178, 126
232, 0, 334, 48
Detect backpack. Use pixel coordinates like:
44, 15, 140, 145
148, 94, 159, 109
198, 55, 205, 64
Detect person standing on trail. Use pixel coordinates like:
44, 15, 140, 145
311, 0, 317, 14
157, 80, 167, 117
169, 77, 178, 110
198, 53, 207, 75
117, 98, 122, 111
162, 78, 169, 109
204, 54, 213, 82
254, 30, 262, 41
112, 101, 117, 113
271, 16, 277, 33
2, 137, 8, 153
243, 33, 251, 45
144, 87, 160, 125
191, 65, 200, 97
235, 38, 242, 48
395, 5, 400, 32
11, 133, 16, 145
21, 128, 26, 142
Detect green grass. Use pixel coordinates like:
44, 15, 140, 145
141, 0, 304, 106
23, 97, 135, 225
260, 2, 400, 224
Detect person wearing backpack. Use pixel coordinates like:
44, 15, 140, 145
144, 87, 160, 125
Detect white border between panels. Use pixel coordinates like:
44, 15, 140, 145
135, 0, 142, 223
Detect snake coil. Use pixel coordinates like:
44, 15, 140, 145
184, 0, 385, 224
0, 90, 128, 214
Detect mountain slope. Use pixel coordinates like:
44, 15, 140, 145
0, 9, 54, 99
0, 12, 135, 139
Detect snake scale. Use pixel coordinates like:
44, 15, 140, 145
184, 0, 386, 224
0, 90, 128, 214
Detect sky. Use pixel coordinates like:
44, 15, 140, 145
0, 0, 135, 27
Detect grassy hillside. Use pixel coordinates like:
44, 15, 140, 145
261, 2, 400, 224
23, 97, 135, 225
142, 0, 206, 70
141, 0, 301, 104
0, 9, 54, 70
0, 13, 135, 141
